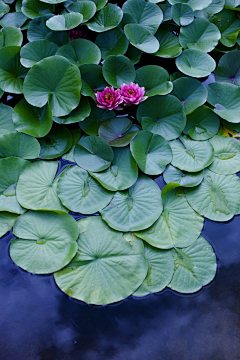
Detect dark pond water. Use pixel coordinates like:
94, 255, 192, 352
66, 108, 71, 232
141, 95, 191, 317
1, 160, 240, 360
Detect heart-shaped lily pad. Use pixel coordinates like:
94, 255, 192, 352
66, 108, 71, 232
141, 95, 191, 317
80, 64, 108, 99
154, 29, 182, 58
54, 216, 148, 305
171, 3, 194, 26
10, 211, 79, 274
100, 175, 162, 232
67, 0, 96, 22
46, 13, 83, 31
53, 96, 90, 125
0, 26, 23, 48
21, 0, 54, 19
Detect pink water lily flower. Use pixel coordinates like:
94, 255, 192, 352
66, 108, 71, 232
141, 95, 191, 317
120, 82, 147, 105
68, 29, 89, 40
96, 87, 123, 110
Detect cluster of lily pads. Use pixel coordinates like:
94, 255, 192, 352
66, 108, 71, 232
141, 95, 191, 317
1, 0, 240, 305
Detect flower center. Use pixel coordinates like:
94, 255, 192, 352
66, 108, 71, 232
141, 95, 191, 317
128, 90, 135, 96
105, 93, 114, 101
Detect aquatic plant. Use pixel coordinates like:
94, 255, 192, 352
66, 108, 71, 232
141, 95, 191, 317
1, 0, 240, 305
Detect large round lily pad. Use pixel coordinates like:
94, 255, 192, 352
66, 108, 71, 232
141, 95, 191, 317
67, 1, 96, 22
170, 136, 214, 172
176, 49, 216, 78
0, 132, 40, 159
21, 0, 54, 19
100, 175, 162, 232
171, 3, 194, 26
133, 244, 174, 297
16, 161, 66, 212
0, 212, 18, 238
54, 216, 148, 305
183, 106, 220, 140
208, 135, 240, 175
20, 40, 59, 68
136, 95, 186, 141
10, 211, 79, 274
90, 146, 138, 191
130, 130, 172, 175
98, 117, 139, 147
171, 77, 208, 115
168, 236, 217, 293
135, 183, 203, 249
185, 169, 240, 221
23, 55, 81, 117
74, 135, 114, 172
57, 165, 113, 214
163, 164, 204, 187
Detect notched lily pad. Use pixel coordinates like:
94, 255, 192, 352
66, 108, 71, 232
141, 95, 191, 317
163, 165, 204, 187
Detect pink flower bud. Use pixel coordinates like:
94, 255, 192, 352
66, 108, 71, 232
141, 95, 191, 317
120, 82, 148, 106
96, 87, 123, 110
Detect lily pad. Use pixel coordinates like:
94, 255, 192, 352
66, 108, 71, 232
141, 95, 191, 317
13, 99, 53, 138
176, 49, 216, 78
183, 106, 220, 140
154, 29, 182, 58
171, 3, 194, 26
21, 0, 54, 19
122, 0, 163, 35
0, 46, 28, 94
54, 216, 148, 305
135, 183, 203, 249
185, 169, 240, 221
136, 95, 186, 141
135, 65, 173, 97
130, 130, 172, 175
67, 1, 96, 22
124, 24, 159, 54
210, 9, 240, 47
102, 55, 135, 88
95, 28, 129, 60
27, 14, 53, 42
53, 96, 90, 125
171, 77, 208, 115
179, 18, 221, 52
0, 132, 40, 159
57, 165, 113, 214
215, 50, 240, 86
207, 82, 240, 123
100, 175, 163, 232
98, 117, 139, 147
163, 164, 204, 187
16, 161, 66, 212
0, 12, 27, 28
168, 0, 212, 11
0, 26, 23, 48
38, 124, 72, 159
20, 39, 59, 68
10, 211, 79, 274
0, 103, 16, 135
0, 212, 18, 238
23, 55, 81, 117
87, 4, 123, 33
80, 64, 108, 99
168, 236, 217, 293
195, 0, 225, 19
56, 39, 101, 67
74, 135, 114, 172
170, 136, 214, 172
208, 135, 240, 175
90, 146, 138, 191
133, 244, 174, 297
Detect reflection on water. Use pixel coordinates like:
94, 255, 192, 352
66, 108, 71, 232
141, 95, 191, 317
1, 168, 240, 360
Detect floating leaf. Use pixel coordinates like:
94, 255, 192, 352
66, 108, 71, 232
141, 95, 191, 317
80, 64, 108, 99
38, 124, 72, 159
135, 65, 173, 97
54, 216, 148, 305
100, 175, 162, 232
20, 40, 59, 68
171, 77, 208, 115
0, 12, 27, 28
74, 135, 114, 172
57, 165, 113, 213
168, 236, 216, 293
168, 0, 212, 11
135, 183, 203, 249
67, 0, 96, 22
0, 103, 15, 135
13, 99, 52, 138
27, 14, 53, 42
122, 0, 163, 35
183, 106, 220, 140
133, 244, 174, 297
208, 135, 240, 174
136, 95, 186, 141
95, 28, 129, 60
195, 0, 225, 19
102, 55, 135, 87
124, 24, 159, 54
23, 55, 81, 117
210, 9, 240, 47
163, 164, 204, 187
185, 169, 240, 221
0, 212, 18, 238
21, 0, 54, 19
171, 3, 194, 26
0, 132, 40, 159
53, 96, 90, 124
176, 49, 216, 78
130, 130, 172, 175
98, 117, 139, 147
0, 0, 9, 19
90, 146, 138, 191
46, 13, 83, 31
170, 136, 214, 172
16, 161, 66, 212
154, 29, 182, 58
87, 4, 123, 32
215, 50, 240, 86
57, 39, 101, 67
10, 211, 79, 274
0, 26, 23, 48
